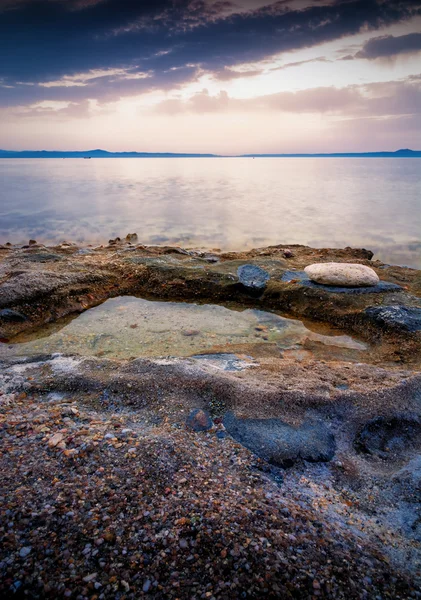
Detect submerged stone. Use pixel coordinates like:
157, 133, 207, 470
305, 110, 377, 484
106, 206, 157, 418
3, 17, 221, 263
224, 413, 336, 467
237, 264, 270, 291
0, 309, 27, 322
192, 353, 254, 372
304, 263, 379, 287
365, 305, 421, 332
186, 409, 213, 432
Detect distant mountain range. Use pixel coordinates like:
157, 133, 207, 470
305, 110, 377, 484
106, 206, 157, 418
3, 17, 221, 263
241, 149, 421, 158
0, 149, 217, 158
0, 148, 420, 158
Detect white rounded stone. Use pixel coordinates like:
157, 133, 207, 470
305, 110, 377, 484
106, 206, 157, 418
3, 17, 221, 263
304, 263, 379, 287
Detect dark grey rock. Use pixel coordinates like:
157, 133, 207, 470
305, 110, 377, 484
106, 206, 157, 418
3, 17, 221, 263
365, 305, 421, 332
0, 309, 27, 322
237, 264, 270, 291
281, 271, 402, 294
355, 415, 421, 460
186, 408, 213, 432
0, 270, 107, 309
224, 413, 336, 467
22, 252, 63, 262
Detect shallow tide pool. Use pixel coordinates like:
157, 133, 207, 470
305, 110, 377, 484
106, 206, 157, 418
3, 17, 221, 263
0, 296, 367, 361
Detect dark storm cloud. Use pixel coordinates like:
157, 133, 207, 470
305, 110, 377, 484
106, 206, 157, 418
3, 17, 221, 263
0, 66, 200, 107
0, 0, 420, 107
355, 32, 421, 59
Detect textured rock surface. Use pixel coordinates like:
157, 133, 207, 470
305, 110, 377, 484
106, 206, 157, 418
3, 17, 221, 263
304, 262, 380, 287
224, 413, 336, 467
237, 264, 270, 291
354, 415, 421, 460
1, 242, 420, 362
365, 305, 421, 332
0, 240, 421, 597
1, 354, 421, 595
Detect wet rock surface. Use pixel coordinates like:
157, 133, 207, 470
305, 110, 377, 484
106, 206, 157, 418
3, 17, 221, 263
237, 264, 270, 291
355, 415, 421, 461
365, 305, 421, 332
224, 413, 336, 467
191, 353, 255, 372
0, 308, 27, 322
0, 241, 420, 364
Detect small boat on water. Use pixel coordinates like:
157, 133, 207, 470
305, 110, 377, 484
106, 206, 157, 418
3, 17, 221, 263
84, 156, 91, 159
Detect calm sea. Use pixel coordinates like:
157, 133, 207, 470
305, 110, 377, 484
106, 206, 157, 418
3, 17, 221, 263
0, 158, 420, 268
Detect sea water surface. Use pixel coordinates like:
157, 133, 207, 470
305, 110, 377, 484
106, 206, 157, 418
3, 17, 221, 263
0, 158, 420, 268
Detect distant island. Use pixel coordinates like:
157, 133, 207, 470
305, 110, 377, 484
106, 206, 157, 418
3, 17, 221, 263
0, 148, 420, 158
0, 149, 218, 159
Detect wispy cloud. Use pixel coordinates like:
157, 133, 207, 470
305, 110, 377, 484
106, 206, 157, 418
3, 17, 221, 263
153, 76, 421, 118
39, 68, 152, 88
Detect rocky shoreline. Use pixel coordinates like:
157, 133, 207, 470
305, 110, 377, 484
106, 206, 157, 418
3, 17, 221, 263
1, 238, 421, 598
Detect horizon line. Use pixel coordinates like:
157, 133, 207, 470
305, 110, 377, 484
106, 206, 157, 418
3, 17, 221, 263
1, 148, 420, 158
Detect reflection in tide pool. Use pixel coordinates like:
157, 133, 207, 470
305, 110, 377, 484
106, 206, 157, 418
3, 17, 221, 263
1, 296, 367, 360
0, 158, 420, 268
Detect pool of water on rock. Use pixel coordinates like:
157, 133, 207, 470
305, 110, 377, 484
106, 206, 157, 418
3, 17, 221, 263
0, 296, 368, 360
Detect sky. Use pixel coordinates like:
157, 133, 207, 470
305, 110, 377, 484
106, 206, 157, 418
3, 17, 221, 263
0, 0, 420, 153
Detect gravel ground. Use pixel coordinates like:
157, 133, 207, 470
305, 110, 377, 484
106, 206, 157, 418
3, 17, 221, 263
1, 384, 420, 599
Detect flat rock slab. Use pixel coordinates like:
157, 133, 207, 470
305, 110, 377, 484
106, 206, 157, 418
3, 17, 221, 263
21, 252, 63, 262
237, 264, 270, 291
224, 413, 336, 467
281, 271, 402, 294
365, 305, 421, 332
304, 262, 379, 287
